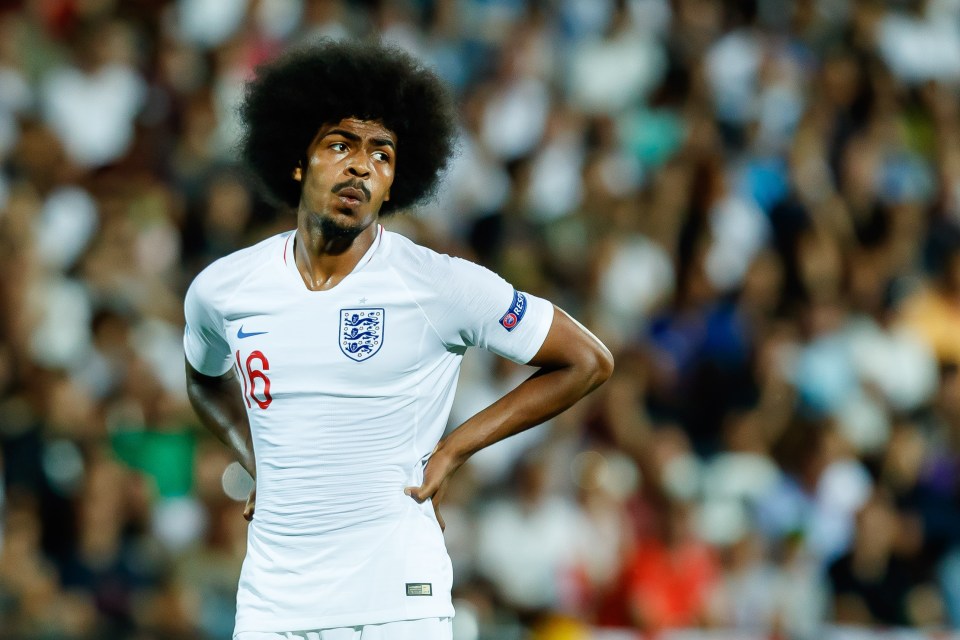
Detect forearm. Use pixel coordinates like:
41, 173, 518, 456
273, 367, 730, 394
185, 362, 256, 478
443, 356, 609, 463
405, 306, 613, 519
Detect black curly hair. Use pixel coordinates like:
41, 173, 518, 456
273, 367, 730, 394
238, 39, 457, 215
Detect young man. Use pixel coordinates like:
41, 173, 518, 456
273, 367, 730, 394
183, 40, 613, 640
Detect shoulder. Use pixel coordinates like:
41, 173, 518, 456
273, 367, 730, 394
383, 230, 493, 285
187, 232, 289, 306
381, 229, 437, 269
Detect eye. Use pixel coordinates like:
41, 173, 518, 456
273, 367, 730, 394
330, 142, 348, 152
372, 151, 390, 162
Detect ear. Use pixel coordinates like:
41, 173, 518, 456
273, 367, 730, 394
292, 165, 302, 182
384, 189, 390, 202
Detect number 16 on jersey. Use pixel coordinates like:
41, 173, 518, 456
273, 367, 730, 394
236, 350, 272, 410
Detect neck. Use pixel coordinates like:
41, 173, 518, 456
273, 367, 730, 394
293, 212, 378, 291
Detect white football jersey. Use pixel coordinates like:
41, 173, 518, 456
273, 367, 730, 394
183, 226, 554, 634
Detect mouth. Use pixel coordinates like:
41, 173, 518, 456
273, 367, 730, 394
334, 187, 367, 207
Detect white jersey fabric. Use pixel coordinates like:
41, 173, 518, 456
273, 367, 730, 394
183, 226, 554, 634
235, 616, 452, 640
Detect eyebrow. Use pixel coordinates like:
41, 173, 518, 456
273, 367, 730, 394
321, 129, 396, 151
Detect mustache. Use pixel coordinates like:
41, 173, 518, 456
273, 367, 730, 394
332, 180, 371, 201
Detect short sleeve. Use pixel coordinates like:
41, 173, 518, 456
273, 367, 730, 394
422, 256, 554, 364
183, 271, 233, 377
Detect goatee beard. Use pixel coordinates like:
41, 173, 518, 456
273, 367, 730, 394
318, 215, 364, 242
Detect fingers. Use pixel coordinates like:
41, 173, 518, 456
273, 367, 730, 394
405, 480, 448, 530
243, 488, 256, 521
433, 481, 447, 531
403, 486, 446, 530
405, 447, 457, 530
403, 485, 431, 503
404, 471, 440, 503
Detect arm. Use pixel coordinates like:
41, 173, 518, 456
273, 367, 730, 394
405, 306, 613, 528
185, 359, 257, 519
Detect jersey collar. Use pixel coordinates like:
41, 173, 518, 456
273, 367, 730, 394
282, 224, 385, 290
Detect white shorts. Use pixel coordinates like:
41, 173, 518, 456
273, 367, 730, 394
234, 617, 452, 640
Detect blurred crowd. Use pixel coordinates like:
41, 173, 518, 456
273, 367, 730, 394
3, 0, 960, 638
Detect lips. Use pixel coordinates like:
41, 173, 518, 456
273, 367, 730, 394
335, 187, 366, 202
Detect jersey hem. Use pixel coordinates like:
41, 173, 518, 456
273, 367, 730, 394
234, 603, 456, 635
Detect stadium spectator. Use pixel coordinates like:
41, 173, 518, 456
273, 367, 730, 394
3, 0, 960, 637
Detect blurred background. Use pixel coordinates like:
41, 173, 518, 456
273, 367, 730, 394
2, 0, 960, 638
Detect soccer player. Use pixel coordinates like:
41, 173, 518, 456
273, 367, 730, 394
183, 40, 613, 640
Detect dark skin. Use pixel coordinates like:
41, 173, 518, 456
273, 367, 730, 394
404, 307, 613, 529
185, 364, 258, 520
290, 117, 396, 289
186, 118, 614, 526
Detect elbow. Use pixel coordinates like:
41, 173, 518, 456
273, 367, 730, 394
596, 344, 615, 386
583, 341, 614, 391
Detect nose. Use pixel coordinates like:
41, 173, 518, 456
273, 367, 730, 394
346, 153, 371, 178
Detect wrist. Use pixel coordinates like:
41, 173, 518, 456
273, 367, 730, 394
435, 435, 470, 468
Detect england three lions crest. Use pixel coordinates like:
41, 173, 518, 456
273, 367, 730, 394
339, 308, 384, 362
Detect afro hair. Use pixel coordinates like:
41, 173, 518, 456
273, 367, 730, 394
238, 39, 457, 215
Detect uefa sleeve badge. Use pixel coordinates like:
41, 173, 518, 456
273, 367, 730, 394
499, 290, 527, 332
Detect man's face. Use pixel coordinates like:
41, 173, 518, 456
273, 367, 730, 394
294, 117, 397, 238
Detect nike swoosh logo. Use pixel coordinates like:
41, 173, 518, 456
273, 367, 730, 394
237, 326, 268, 339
